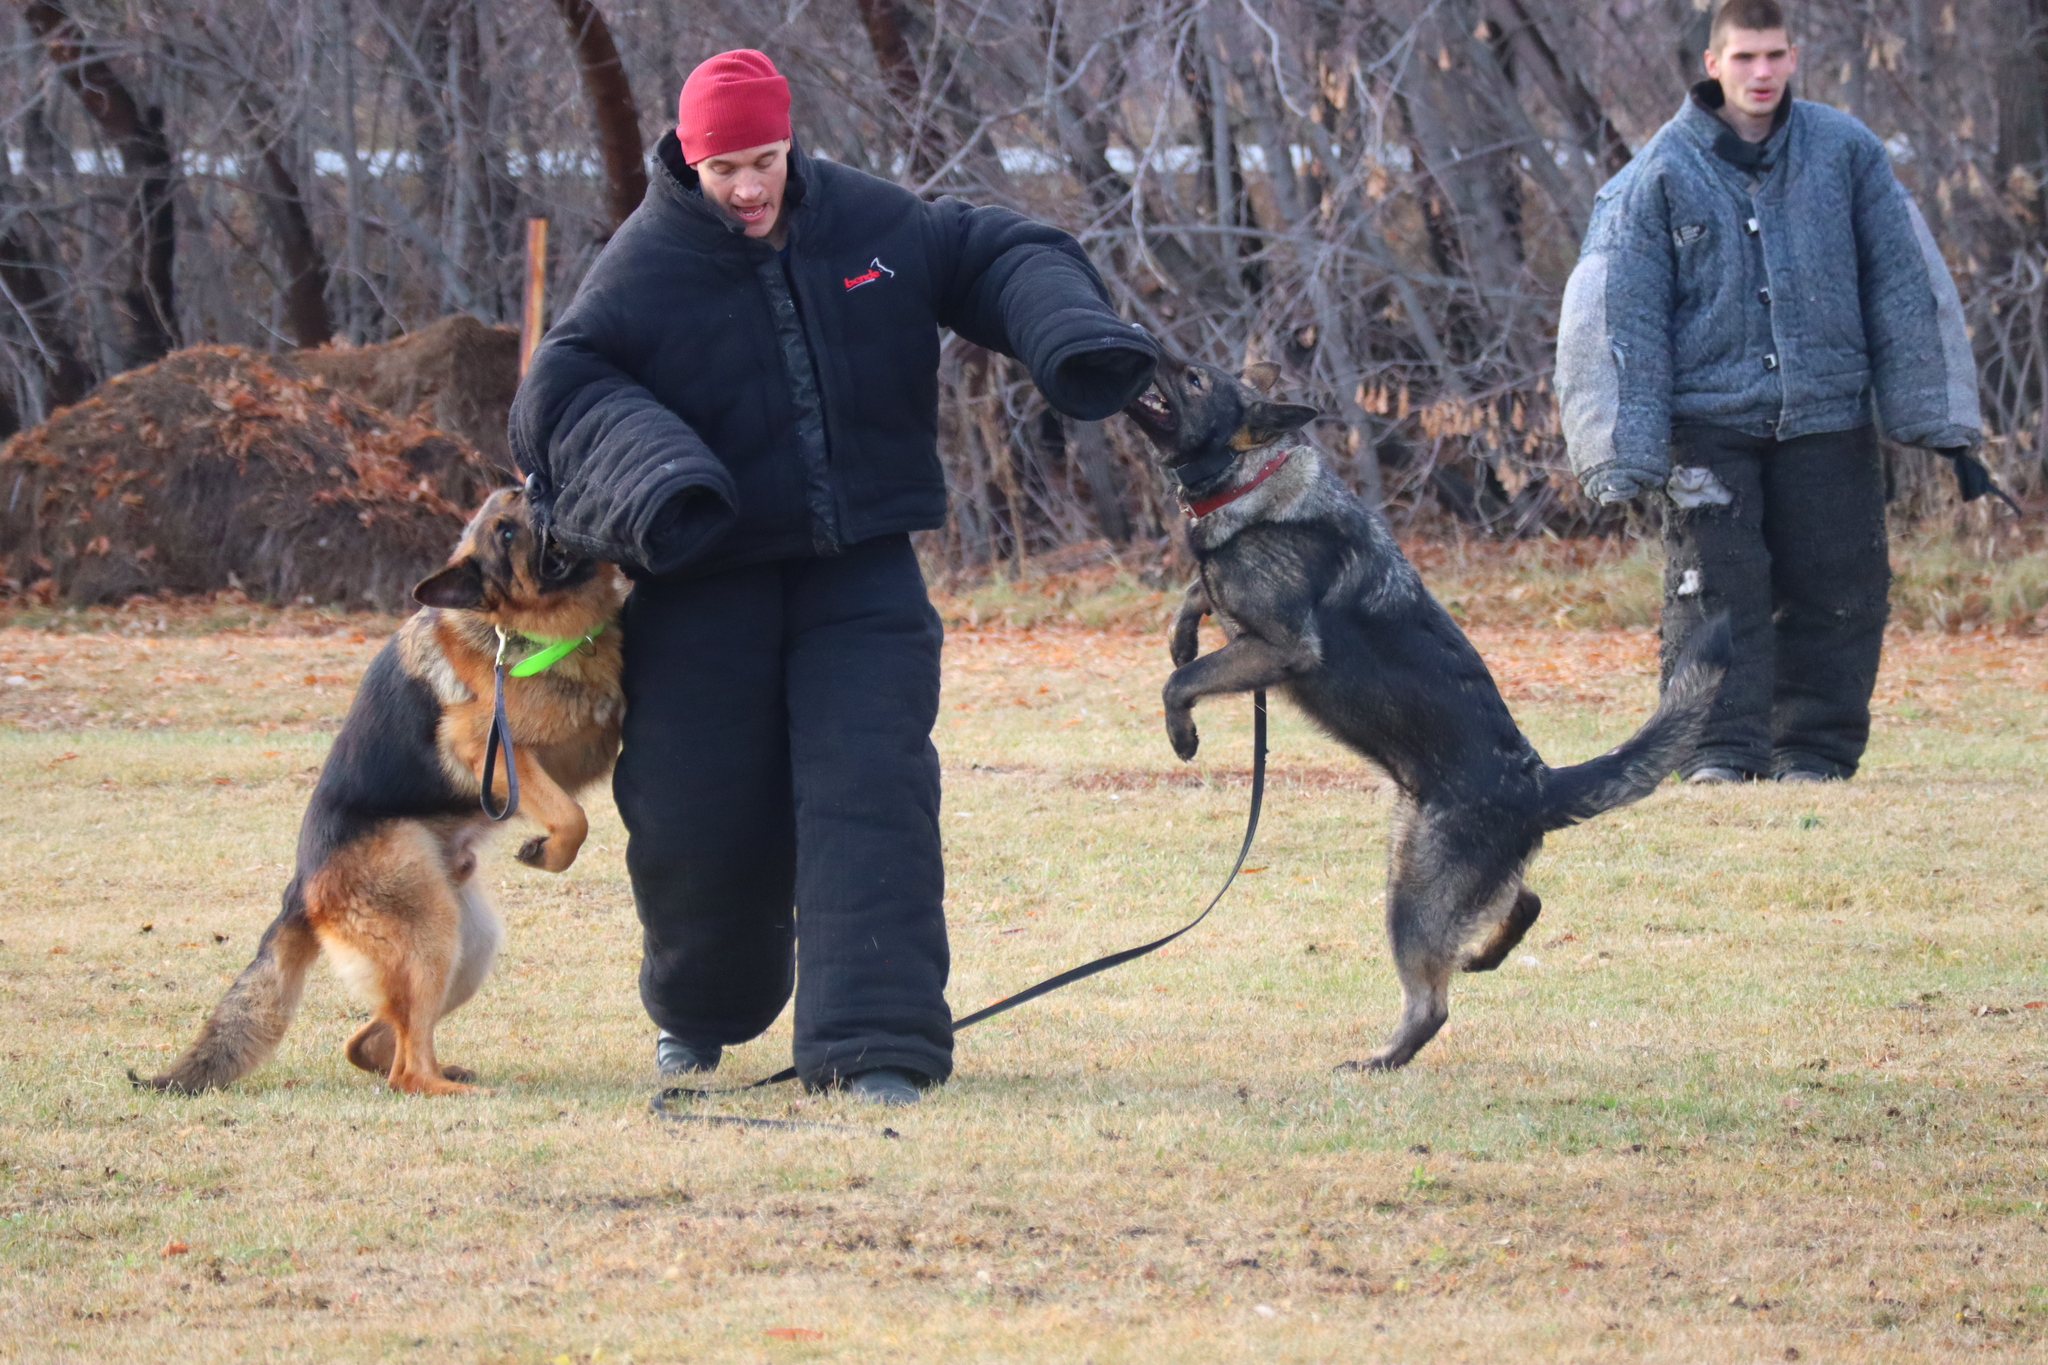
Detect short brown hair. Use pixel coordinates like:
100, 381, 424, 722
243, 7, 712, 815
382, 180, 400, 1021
1710, 0, 1789, 47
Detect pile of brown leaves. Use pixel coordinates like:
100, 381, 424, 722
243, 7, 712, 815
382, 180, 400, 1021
0, 346, 501, 612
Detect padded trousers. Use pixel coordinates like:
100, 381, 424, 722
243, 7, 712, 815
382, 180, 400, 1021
612, 534, 953, 1085
1660, 423, 1891, 779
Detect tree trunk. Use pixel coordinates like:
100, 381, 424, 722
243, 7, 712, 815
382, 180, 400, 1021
1499, 0, 1631, 178
0, 210, 94, 413
238, 94, 332, 349
1672, 0, 1710, 90
856, 0, 945, 185
1070, 419, 1130, 544
1173, 5, 1255, 303
377, 0, 457, 291
1996, 0, 2048, 238
20, 0, 179, 367
549, 0, 646, 231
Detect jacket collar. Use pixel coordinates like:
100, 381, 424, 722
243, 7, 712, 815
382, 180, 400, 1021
1680, 80, 1793, 173
650, 129, 813, 255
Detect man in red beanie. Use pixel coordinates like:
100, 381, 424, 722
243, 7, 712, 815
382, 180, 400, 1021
513, 49, 1157, 1105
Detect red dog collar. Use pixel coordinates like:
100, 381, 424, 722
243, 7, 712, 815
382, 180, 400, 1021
1183, 451, 1292, 520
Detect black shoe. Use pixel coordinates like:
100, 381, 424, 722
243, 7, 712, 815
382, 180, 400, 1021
655, 1032, 722, 1076
1776, 768, 1835, 784
845, 1068, 922, 1106
1685, 765, 1752, 785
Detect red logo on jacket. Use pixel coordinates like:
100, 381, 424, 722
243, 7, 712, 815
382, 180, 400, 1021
844, 257, 896, 291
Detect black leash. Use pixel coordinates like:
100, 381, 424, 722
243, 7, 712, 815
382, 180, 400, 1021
650, 690, 1269, 1131
481, 630, 520, 822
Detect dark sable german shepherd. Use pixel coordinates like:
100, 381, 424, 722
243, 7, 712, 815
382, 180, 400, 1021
1124, 355, 1731, 1070
136, 487, 625, 1095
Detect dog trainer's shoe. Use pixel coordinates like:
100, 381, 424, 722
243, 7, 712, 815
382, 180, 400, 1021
1685, 766, 1750, 785
655, 1033, 722, 1076
846, 1068, 922, 1106
1776, 768, 1834, 784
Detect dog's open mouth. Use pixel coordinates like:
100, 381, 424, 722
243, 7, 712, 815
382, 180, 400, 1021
1129, 383, 1172, 425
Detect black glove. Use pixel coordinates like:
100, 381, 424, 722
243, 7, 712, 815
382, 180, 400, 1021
1935, 448, 2023, 516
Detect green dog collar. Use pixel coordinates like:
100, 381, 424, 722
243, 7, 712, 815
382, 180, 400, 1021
499, 621, 605, 678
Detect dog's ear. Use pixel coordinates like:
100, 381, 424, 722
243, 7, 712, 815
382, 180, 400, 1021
1232, 400, 1321, 449
413, 559, 487, 610
1242, 360, 1282, 395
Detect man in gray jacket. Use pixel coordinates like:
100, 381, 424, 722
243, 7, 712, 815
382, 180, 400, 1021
1555, 0, 1983, 783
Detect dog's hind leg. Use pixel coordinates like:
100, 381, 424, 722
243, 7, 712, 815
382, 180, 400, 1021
429, 881, 503, 1084
1462, 887, 1542, 973
1339, 882, 1453, 1072
346, 839, 500, 1083
1338, 802, 1502, 1072
315, 827, 482, 1095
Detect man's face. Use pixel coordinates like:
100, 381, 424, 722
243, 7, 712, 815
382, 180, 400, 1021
692, 139, 791, 238
1704, 26, 1798, 120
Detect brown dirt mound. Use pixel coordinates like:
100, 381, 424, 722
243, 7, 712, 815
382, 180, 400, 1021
293, 314, 520, 465
0, 346, 499, 612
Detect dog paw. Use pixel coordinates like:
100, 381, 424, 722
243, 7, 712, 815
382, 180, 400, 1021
519, 834, 580, 873
1165, 709, 1200, 761
440, 1063, 477, 1084
390, 1072, 489, 1097
1333, 1053, 1402, 1074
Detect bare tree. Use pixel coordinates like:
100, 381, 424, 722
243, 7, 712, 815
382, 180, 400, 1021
0, 0, 2035, 572
550, 0, 646, 231
20, 0, 179, 365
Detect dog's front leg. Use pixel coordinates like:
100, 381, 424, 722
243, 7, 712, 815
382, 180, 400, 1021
502, 751, 589, 873
1169, 579, 1212, 668
1163, 634, 1310, 760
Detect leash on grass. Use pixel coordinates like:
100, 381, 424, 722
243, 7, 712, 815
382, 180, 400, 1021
649, 690, 1270, 1133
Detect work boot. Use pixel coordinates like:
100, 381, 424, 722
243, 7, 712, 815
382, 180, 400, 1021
845, 1068, 922, 1106
655, 1032, 722, 1076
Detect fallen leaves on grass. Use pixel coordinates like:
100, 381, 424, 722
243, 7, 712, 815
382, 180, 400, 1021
160, 1241, 189, 1257
764, 1326, 824, 1341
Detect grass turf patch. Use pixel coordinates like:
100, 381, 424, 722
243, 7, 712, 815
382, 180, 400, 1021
2, 543, 2046, 1363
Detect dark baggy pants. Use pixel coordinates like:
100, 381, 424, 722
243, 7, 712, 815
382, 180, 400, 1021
1660, 423, 1891, 779
612, 534, 953, 1086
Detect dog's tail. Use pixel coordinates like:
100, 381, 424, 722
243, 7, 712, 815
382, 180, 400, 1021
131, 883, 320, 1095
1537, 613, 1732, 832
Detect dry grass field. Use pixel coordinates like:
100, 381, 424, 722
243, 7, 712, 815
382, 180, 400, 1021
2, 540, 2045, 1364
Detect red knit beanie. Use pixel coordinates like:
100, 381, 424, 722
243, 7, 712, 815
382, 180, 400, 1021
675, 49, 792, 164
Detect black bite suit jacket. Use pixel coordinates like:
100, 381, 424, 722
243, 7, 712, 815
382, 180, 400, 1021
511, 133, 1157, 577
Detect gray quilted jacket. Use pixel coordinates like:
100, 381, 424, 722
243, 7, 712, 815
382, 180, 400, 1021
1556, 89, 1980, 490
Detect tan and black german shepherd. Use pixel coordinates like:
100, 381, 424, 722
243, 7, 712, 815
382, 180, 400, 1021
1124, 355, 1730, 1070
135, 487, 626, 1095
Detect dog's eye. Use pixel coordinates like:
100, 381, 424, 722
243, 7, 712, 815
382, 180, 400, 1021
1186, 372, 1203, 389
498, 525, 517, 545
